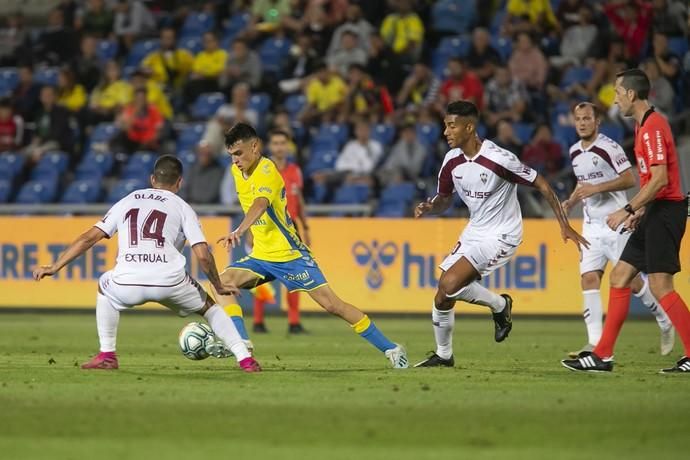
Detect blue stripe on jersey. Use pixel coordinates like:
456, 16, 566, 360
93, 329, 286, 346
265, 205, 303, 251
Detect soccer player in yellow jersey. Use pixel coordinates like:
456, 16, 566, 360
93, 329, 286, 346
213, 123, 408, 368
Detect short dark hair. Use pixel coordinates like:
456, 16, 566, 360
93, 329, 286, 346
446, 100, 479, 119
573, 101, 601, 119
0, 97, 12, 109
268, 128, 291, 141
616, 68, 650, 100
153, 155, 183, 185
224, 122, 259, 148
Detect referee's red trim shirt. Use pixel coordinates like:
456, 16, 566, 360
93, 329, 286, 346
633, 108, 684, 201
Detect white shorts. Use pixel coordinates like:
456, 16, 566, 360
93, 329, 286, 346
439, 234, 519, 277
98, 270, 208, 317
579, 221, 630, 274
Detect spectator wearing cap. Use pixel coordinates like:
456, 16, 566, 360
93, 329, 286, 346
377, 122, 426, 186
327, 29, 368, 78
0, 98, 23, 152
142, 27, 194, 93
184, 32, 228, 106
112, 87, 163, 154
220, 38, 262, 93
438, 57, 484, 109
299, 62, 347, 125
23, 86, 73, 163
181, 141, 224, 204
201, 82, 259, 156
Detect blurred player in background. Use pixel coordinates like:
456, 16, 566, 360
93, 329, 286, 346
563, 102, 673, 358
414, 100, 588, 367
32, 156, 261, 372
562, 69, 690, 373
251, 129, 310, 334
211, 122, 408, 368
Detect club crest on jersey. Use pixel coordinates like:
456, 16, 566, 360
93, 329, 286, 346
592, 157, 599, 166
480, 172, 488, 184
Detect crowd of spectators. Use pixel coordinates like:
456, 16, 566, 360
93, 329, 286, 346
0, 0, 688, 216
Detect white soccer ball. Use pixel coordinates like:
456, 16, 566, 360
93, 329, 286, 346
178, 322, 214, 360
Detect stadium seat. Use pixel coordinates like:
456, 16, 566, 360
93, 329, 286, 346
560, 66, 593, 89
177, 36, 203, 55
96, 40, 118, 62
0, 152, 25, 179
31, 151, 69, 180
0, 179, 11, 203
121, 151, 157, 180
599, 123, 624, 144
106, 178, 147, 203
0, 67, 19, 94
177, 150, 196, 172
34, 67, 59, 86
180, 12, 215, 38
309, 183, 328, 203
437, 35, 472, 58
375, 182, 417, 217
125, 39, 160, 68
75, 151, 115, 180
316, 123, 349, 147
490, 35, 512, 63
667, 37, 689, 59
224, 12, 250, 41
416, 123, 441, 147
333, 184, 371, 205
177, 123, 206, 151
370, 124, 396, 146
88, 122, 120, 152
552, 124, 578, 153
60, 179, 102, 204
191, 92, 226, 120
304, 148, 338, 176
249, 93, 271, 115
15, 178, 59, 204
512, 122, 535, 145
285, 94, 306, 117
431, 0, 476, 35
258, 37, 292, 76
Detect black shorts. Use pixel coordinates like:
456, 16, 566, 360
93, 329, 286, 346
619, 199, 688, 274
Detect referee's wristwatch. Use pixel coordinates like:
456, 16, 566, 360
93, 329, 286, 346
624, 204, 635, 215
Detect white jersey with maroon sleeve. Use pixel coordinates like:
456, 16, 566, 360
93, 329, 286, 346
569, 133, 631, 223
94, 188, 206, 286
437, 139, 537, 241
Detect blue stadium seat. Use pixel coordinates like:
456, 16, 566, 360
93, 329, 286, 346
600, 123, 624, 144
376, 182, 417, 217
107, 179, 147, 203
0, 179, 11, 203
121, 151, 157, 180
490, 35, 512, 63
177, 123, 206, 151
177, 150, 196, 172
552, 124, 578, 152
75, 152, 115, 180
178, 36, 203, 55
249, 93, 271, 115
259, 37, 292, 76
15, 178, 59, 204
0, 67, 19, 93
438, 35, 472, 58
60, 179, 102, 204
431, 0, 476, 35
304, 148, 338, 176
316, 123, 349, 147
191, 92, 226, 120
224, 12, 250, 41
34, 67, 59, 86
560, 66, 593, 88
512, 122, 535, 145
180, 12, 215, 38
88, 123, 119, 152
0, 152, 25, 179
285, 94, 306, 117
370, 124, 396, 146
125, 39, 160, 68
668, 37, 689, 59
309, 183, 328, 203
31, 151, 69, 180
333, 184, 371, 205
416, 123, 441, 147
97, 40, 118, 62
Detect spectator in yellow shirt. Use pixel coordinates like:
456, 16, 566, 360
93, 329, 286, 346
142, 27, 194, 93
129, 68, 173, 119
57, 67, 87, 113
379, 0, 424, 63
505, 0, 560, 35
87, 60, 132, 126
184, 32, 227, 106
300, 62, 347, 126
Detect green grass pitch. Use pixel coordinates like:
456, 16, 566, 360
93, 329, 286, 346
0, 312, 688, 460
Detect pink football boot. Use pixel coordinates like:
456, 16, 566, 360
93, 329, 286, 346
81, 352, 119, 370
238, 357, 262, 373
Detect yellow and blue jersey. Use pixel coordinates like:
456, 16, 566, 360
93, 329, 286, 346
232, 157, 308, 262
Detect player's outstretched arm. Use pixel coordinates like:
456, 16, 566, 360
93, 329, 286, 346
414, 194, 453, 218
217, 197, 270, 248
191, 242, 239, 296
32, 227, 107, 280
533, 175, 590, 250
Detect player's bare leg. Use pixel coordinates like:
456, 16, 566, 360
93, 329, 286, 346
630, 274, 674, 355
307, 285, 408, 368
196, 293, 261, 373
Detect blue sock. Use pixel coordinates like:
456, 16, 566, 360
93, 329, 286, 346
354, 316, 396, 352
231, 316, 249, 340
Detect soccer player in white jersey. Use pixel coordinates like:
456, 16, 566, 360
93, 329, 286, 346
414, 100, 589, 367
562, 102, 674, 358
32, 155, 261, 372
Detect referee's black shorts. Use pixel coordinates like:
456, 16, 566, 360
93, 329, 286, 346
619, 198, 688, 274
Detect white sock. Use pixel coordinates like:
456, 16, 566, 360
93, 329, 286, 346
634, 278, 672, 330
96, 293, 119, 353
449, 281, 506, 313
582, 290, 602, 345
203, 304, 251, 361
432, 304, 455, 359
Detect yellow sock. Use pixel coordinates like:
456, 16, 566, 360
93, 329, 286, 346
224, 303, 244, 317
351, 315, 371, 334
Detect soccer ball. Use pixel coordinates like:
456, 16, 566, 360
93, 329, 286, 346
178, 322, 214, 360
